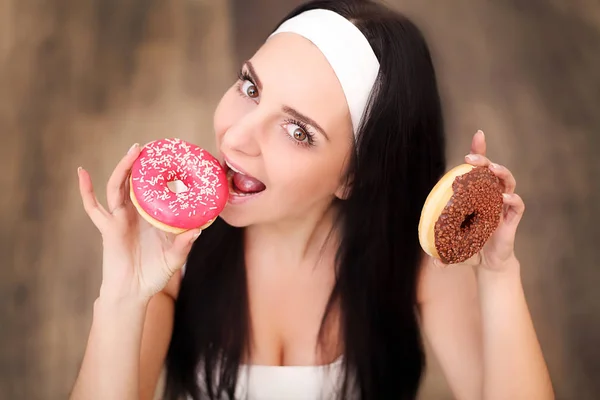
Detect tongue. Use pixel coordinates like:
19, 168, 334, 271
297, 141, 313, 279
233, 172, 266, 193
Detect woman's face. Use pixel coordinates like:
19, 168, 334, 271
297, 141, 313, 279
214, 33, 354, 227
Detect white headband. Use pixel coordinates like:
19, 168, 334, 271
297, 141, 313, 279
268, 9, 380, 136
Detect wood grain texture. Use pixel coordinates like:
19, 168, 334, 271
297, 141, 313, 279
1, 0, 599, 399
0, 0, 234, 398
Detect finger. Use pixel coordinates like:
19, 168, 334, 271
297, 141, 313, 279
106, 143, 141, 213
461, 252, 482, 267
464, 153, 491, 167
489, 163, 517, 193
432, 258, 449, 268
502, 193, 525, 226
78, 167, 110, 230
160, 231, 178, 247
470, 130, 486, 156
165, 229, 202, 268
123, 170, 132, 206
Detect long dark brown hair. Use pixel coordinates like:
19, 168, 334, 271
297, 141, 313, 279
165, 1, 446, 399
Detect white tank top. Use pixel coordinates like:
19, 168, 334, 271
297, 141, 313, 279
231, 357, 345, 399
180, 265, 350, 399
190, 357, 346, 399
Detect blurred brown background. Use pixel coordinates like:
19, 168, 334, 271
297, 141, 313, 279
1, 0, 599, 399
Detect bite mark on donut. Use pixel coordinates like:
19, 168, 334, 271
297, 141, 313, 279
434, 167, 503, 264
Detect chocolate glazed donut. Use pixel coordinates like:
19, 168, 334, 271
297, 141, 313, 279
418, 164, 504, 264
435, 167, 503, 263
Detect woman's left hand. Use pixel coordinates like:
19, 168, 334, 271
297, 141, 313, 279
435, 130, 525, 272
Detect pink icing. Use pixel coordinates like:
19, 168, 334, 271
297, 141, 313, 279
130, 138, 229, 230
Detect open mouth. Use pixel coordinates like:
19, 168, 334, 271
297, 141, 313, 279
224, 159, 266, 198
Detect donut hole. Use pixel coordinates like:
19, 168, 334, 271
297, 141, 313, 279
460, 212, 477, 230
167, 180, 189, 194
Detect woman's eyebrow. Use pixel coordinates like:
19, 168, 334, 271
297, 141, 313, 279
282, 105, 330, 141
244, 61, 263, 90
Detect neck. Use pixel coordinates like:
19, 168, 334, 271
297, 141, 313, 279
244, 202, 340, 269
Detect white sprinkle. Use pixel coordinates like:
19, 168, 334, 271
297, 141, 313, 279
130, 138, 225, 223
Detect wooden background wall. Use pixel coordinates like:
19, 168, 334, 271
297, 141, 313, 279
1, 0, 599, 399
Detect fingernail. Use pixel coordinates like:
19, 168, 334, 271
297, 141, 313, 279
77, 166, 82, 176
490, 162, 500, 169
466, 154, 479, 161
502, 193, 511, 199
127, 143, 139, 154
477, 130, 485, 137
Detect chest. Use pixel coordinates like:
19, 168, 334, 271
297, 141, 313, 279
244, 258, 341, 366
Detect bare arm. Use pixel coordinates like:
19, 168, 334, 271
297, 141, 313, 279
419, 130, 553, 399
477, 258, 553, 400
418, 259, 483, 400
72, 146, 198, 399
71, 272, 181, 400
70, 294, 148, 400
419, 256, 554, 400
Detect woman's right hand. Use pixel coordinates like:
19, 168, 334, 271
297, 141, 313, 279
77, 143, 201, 301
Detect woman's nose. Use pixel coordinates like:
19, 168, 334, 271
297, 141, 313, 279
221, 111, 264, 158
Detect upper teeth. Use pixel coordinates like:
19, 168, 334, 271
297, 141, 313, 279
226, 160, 245, 175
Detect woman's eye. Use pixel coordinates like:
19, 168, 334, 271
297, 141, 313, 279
241, 80, 259, 99
285, 124, 308, 142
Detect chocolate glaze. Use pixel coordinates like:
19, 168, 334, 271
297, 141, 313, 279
434, 167, 503, 264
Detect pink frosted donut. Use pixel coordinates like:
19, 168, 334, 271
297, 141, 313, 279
129, 138, 229, 234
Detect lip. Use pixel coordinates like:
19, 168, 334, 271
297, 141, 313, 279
222, 155, 251, 177
227, 189, 264, 205
221, 154, 266, 205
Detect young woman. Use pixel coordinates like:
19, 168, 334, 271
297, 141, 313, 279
71, 1, 554, 399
